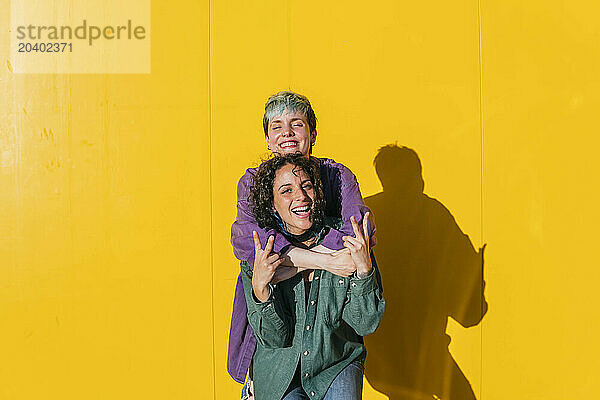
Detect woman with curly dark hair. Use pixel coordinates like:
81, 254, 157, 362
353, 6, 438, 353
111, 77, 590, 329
240, 153, 385, 400
250, 155, 326, 244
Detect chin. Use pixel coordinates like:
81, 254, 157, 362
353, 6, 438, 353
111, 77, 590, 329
289, 222, 312, 234
279, 147, 303, 154
300, 223, 314, 231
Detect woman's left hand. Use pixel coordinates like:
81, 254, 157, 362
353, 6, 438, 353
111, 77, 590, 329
343, 212, 373, 278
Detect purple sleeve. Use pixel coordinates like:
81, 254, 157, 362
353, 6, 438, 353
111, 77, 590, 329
230, 169, 292, 265
319, 160, 376, 250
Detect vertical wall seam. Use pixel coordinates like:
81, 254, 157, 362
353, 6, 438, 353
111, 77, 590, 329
476, 0, 485, 398
287, 0, 292, 86
208, 0, 217, 397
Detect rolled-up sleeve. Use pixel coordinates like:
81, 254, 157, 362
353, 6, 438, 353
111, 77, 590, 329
319, 160, 376, 251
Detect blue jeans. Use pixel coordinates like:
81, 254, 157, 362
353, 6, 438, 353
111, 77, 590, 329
282, 360, 364, 400
241, 379, 253, 400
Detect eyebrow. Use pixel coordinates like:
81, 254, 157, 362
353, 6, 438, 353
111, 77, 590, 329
270, 117, 305, 125
277, 176, 313, 191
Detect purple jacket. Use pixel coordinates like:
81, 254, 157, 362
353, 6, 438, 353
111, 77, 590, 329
227, 157, 374, 383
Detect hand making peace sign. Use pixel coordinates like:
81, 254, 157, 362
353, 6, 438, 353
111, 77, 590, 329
342, 212, 373, 278
252, 231, 283, 302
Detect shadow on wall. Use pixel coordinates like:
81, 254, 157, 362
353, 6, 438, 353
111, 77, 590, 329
364, 144, 488, 400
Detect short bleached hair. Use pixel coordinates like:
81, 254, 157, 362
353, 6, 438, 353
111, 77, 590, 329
263, 91, 317, 136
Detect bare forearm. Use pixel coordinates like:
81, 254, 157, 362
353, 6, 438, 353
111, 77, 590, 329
310, 244, 337, 254
280, 246, 356, 277
280, 246, 331, 270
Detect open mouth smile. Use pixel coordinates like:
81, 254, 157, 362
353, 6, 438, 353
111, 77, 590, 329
279, 140, 299, 149
291, 204, 311, 218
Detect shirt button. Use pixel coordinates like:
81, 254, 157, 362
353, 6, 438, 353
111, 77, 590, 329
306, 325, 311, 331
310, 391, 315, 396
351, 282, 357, 288
339, 279, 344, 284
304, 372, 310, 378
310, 300, 316, 305
303, 350, 310, 356
315, 276, 319, 280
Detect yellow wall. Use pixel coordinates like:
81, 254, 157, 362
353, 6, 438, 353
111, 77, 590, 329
2, 0, 599, 398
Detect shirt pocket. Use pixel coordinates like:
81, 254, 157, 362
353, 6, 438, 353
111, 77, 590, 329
321, 278, 349, 329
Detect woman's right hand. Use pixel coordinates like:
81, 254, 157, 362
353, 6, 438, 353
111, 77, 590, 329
252, 231, 283, 302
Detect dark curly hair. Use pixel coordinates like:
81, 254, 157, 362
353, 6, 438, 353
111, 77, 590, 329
250, 154, 325, 233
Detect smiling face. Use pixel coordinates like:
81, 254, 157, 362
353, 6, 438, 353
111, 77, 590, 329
266, 109, 316, 156
272, 163, 315, 235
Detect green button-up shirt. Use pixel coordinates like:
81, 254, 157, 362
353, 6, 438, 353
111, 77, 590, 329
241, 252, 385, 400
